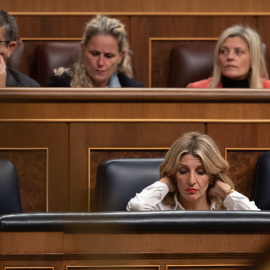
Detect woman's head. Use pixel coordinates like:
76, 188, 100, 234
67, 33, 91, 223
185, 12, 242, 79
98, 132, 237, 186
160, 132, 234, 189
81, 15, 128, 55
67, 15, 133, 87
81, 33, 124, 87
211, 25, 268, 88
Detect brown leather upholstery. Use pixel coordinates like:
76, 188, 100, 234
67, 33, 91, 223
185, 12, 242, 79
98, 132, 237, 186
169, 41, 216, 88
7, 41, 29, 75
169, 41, 269, 88
32, 42, 81, 86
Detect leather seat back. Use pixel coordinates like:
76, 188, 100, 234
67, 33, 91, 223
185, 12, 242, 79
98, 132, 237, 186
253, 151, 270, 210
0, 159, 22, 214
32, 41, 81, 86
94, 158, 164, 211
7, 41, 29, 75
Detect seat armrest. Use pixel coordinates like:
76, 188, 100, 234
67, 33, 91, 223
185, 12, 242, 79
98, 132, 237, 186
0, 211, 268, 234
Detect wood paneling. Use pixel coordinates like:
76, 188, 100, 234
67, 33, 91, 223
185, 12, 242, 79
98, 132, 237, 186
0, 122, 69, 212
1, 89, 270, 211
70, 122, 205, 211
0, 149, 47, 212
63, 233, 269, 254
3, 89, 270, 119
2, 0, 270, 13
135, 15, 255, 87
67, 267, 159, 270
15, 16, 130, 39
226, 149, 268, 199
0, 230, 269, 269
207, 124, 270, 151
207, 123, 270, 199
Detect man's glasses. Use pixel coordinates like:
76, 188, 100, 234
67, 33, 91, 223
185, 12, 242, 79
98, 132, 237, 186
0, 40, 10, 45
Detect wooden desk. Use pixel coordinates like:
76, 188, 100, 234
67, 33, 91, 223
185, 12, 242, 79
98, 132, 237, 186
1, 231, 269, 270
1, 211, 270, 270
0, 88, 270, 212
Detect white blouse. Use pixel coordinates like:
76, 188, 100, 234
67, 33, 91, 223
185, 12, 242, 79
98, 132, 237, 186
126, 181, 259, 211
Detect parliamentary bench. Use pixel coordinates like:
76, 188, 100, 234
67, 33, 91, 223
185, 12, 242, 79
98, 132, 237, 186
0, 211, 270, 270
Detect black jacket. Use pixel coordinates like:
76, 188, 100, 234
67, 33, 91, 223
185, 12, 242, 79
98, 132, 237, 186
6, 69, 40, 87
48, 72, 143, 87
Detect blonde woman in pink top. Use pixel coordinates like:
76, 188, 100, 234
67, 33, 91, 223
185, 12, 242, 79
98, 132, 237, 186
187, 25, 270, 89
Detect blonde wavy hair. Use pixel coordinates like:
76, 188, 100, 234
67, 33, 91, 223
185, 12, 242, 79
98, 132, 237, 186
54, 14, 133, 87
210, 25, 268, 88
160, 131, 234, 208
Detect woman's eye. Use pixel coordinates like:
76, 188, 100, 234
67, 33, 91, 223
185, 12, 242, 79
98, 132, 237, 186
235, 49, 244, 55
220, 49, 228, 55
105, 54, 114, 59
90, 51, 99, 56
179, 170, 187, 175
197, 170, 205, 175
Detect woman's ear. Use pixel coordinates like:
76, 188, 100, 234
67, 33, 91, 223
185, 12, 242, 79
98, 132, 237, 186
118, 50, 126, 63
209, 175, 215, 186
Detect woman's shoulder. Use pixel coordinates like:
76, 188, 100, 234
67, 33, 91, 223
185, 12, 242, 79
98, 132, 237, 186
262, 79, 270, 88
186, 77, 212, 88
117, 72, 144, 87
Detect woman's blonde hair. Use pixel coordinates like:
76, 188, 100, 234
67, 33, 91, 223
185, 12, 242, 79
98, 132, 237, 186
54, 14, 133, 87
210, 25, 268, 88
160, 131, 234, 208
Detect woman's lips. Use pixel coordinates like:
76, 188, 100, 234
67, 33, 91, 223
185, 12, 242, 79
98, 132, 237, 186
95, 69, 106, 73
186, 188, 197, 193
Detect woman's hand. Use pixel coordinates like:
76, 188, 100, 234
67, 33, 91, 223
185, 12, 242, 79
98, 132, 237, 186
208, 179, 232, 199
160, 176, 177, 192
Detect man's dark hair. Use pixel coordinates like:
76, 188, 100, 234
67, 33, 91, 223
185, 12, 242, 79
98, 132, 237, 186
0, 10, 18, 42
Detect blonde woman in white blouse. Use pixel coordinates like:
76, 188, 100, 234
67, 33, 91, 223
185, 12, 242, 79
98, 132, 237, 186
127, 132, 259, 211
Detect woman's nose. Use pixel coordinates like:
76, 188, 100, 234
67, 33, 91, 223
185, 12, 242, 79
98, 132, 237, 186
227, 50, 234, 60
97, 55, 105, 66
188, 172, 196, 185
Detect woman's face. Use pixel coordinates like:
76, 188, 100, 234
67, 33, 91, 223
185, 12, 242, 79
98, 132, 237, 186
219, 36, 251, 80
175, 154, 210, 210
82, 34, 124, 87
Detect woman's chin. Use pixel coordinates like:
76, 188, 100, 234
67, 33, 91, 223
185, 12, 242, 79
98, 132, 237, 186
222, 73, 247, 80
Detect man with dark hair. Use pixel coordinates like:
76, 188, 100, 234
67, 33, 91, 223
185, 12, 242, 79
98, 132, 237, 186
0, 10, 40, 87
